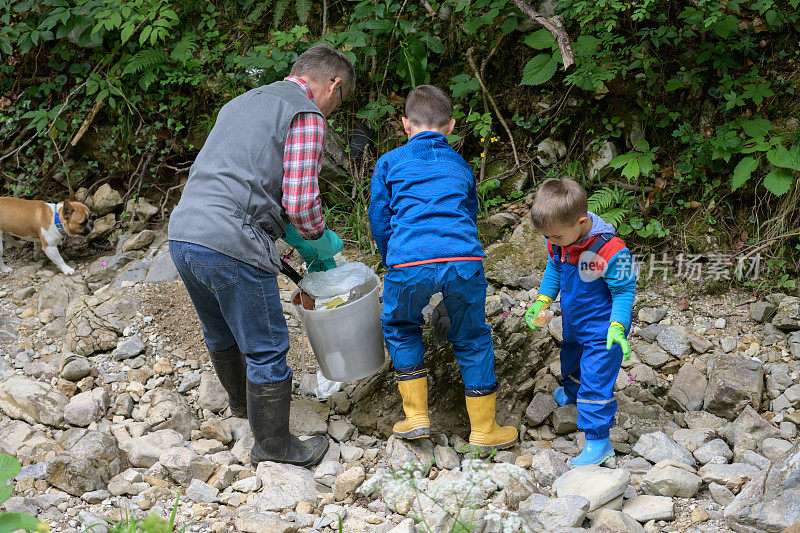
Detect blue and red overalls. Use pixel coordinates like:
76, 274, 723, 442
539, 215, 637, 440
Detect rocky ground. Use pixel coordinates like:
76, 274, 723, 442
1, 213, 800, 533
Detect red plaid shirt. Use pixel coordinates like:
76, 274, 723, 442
283, 75, 327, 240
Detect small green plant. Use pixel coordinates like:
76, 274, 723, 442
97, 489, 198, 533
0, 454, 49, 532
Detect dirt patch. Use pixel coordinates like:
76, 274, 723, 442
138, 279, 317, 373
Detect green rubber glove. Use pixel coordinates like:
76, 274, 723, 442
606, 323, 631, 361
282, 224, 319, 268
307, 229, 344, 263
524, 295, 552, 330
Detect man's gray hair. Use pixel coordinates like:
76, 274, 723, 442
291, 43, 355, 97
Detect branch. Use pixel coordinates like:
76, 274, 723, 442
511, 0, 576, 74
70, 97, 105, 147
466, 47, 520, 168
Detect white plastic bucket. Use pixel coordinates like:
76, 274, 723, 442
292, 272, 386, 382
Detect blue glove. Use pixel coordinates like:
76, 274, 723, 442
282, 225, 341, 272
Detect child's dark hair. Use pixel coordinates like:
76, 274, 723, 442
405, 85, 451, 128
529, 178, 588, 231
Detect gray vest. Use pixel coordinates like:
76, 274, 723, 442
168, 81, 323, 273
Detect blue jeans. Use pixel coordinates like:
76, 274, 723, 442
381, 260, 497, 396
169, 240, 291, 384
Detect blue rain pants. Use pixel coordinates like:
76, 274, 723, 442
381, 260, 497, 396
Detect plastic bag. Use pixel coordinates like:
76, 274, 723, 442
313, 369, 342, 400
300, 262, 374, 299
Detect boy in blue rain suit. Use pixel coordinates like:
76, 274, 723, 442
524, 178, 637, 466
369, 85, 517, 452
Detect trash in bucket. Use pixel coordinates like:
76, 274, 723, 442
292, 262, 386, 382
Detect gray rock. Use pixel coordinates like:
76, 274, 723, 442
93, 184, 123, 215
704, 354, 764, 420
185, 478, 219, 503
143, 245, 180, 283
694, 439, 733, 465
709, 482, 736, 507
0, 419, 58, 463
434, 445, 460, 470
656, 326, 692, 357
60, 355, 92, 382
314, 460, 344, 488
698, 463, 761, 485
386, 435, 434, 472
120, 429, 184, 468
47, 430, 126, 496
526, 391, 558, 426
772, 296, 800, 331
639, 324, 665, 343
333, 465, 365, 501
131, 388, 199, 440
665, 363, 707, 412
760, 438, 792, 462
64, 288, 141, 356
12, 286, 36, 301
122, 230, 155, 252
518, 493, 590, 529
64, 388, 109, 427
160, 447, 215, 485
640, 461, 702, 498
234, 507, 298, 533
720, 337, 738, 354
80, 510, 112, 533
327, 418, 356, 442
638, 308, 667, 324
750, 301, 777, 323
633, 432, 696, 467
289, 399, 328, 436
741, 450, 772, 471
587, 140, 619, 181
84, 254, 133, 287
0, 376, 68, 428
530, 449, 570, 487
483, 217, 550, 289
780, 421, 797, 439
200, 418, 232, 444
255, 461, 319, 511
622, 495, 674, 522
591, 509, 645, 533
112, 334, 146, 360
231, 475, 261, 493
339, 444, 363, 463
552, 465, 630, 512
731, 406, 781, 461
552, 404, 579, 434
724, 442, 800, 531
37, 276, 88, 313
634, 344, 670, 368
689, 334, 714, 354
81, 490, 111, 504
197, 372, 228, 413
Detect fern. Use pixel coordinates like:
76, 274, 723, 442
245, 0, 275, 24
273, 0, 290, 27
600, 206, 627, 228
295, 0, 311, 23
587, 187, 616, 213
170, 34, 197, 65
271, 0, 311, 28
122, 48, 166, 77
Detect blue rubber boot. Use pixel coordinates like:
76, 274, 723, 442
553, 387, 576, 407
570, 438, 614, 467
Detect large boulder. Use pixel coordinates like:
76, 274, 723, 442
93, 184, 123, 216
552, 465, 630, 512
0, 376, 68, 428
0, 420, 59, 462
483, 217, 550, 290
64, 288, 141, 356
84, 254, 134, 287
255, 461, 320, 512
725, 441, 800, 531
704, 353, 764, 420
64, 388, 109, 427
47, 430, 126, 496
772, 296, 800, 331
37, 276, 89, 313
665, 362, 707, 412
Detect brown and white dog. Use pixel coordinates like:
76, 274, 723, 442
0, 196, 94, 275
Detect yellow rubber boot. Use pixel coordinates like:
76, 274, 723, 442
465, 392, 518, 452
393, 377, 431, 440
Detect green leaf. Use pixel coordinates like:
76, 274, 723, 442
609, 152, 636, 169
524, 29, 555, 50
741, 118, 772, 139
0, 511, 46, 532
120, 23, 135, 43
500, 16, 517, 34
732, 156, 758, 190
621, 159, 640, 179
0, 454, 21, 486
767, 145, 800, 170
139, 25, 152, 45
521, 53, 558, 85
0, 485, 11, 505
763, 169, 795, 196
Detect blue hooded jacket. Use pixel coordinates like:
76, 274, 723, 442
369, 131, 485, 268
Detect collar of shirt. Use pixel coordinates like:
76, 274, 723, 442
285, 75, 316, 103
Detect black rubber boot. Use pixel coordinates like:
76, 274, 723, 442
247, 377, 329, 468
208, 346, 248, 418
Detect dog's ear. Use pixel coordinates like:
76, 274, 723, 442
69, 190, 77, 202
62, 201, 73, 218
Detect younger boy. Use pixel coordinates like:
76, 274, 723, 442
525, 177, 636, 466
369, 85, 516, 452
